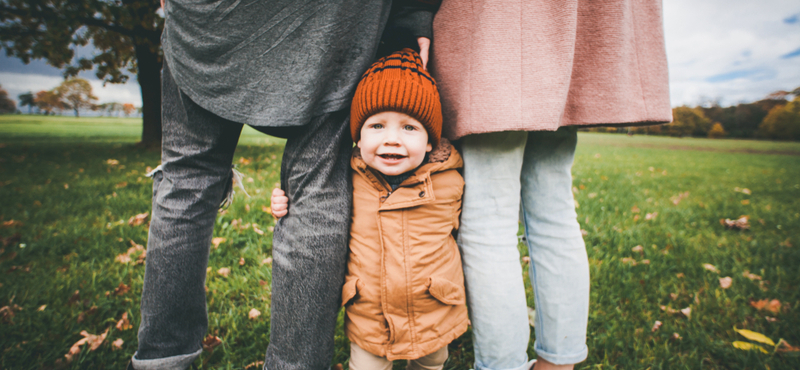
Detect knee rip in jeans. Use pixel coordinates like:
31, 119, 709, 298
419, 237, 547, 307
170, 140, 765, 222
146, 164, 250, 209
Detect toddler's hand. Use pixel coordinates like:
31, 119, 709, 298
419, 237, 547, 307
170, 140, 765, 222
270, 188, 289, 218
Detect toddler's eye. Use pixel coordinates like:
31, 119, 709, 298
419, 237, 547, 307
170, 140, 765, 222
403, 125, 417, 131
370, 123, 384, 129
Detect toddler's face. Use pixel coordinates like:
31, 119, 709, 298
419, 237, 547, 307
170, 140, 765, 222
357, 111, 432, 177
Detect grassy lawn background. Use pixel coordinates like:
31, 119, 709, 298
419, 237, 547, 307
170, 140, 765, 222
1, 115, 798, 369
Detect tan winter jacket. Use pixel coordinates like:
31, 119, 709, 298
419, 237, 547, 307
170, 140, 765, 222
343, 138, 469, 361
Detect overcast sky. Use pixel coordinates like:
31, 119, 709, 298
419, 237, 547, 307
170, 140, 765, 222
1, 0, 799, 108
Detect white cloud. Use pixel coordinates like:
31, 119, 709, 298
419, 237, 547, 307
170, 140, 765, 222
0, 72, 142, 106
664, 0, 800, 106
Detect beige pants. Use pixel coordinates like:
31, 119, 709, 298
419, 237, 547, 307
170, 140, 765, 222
349, 343, 449, 370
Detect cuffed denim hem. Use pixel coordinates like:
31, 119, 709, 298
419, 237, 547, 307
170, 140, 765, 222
534, 343, 588, 366
474, 358, 536, 370
131, 349, 201, 370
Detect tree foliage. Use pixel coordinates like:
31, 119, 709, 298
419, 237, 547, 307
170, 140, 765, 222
0, 85, 17, 114
758, 97, 800, 141
707, 122, 726, 139
0, 0, 164, 145
664, 107, 712, 137
18, 91, 35, 113
56, 78, 98, 117
34, 90, 63, 115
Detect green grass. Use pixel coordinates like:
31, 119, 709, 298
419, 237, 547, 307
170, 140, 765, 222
1, 116, 798, 369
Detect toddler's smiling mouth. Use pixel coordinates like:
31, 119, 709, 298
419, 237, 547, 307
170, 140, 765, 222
378, 154, 406, 159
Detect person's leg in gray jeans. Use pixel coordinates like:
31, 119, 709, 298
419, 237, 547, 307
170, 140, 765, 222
262, 109, 352, 370
133, 62, 352, 370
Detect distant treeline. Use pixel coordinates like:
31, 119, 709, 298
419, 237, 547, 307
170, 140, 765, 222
584, 88, 800, 141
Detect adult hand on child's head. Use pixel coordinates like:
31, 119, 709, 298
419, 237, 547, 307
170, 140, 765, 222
270, 188, 289, 218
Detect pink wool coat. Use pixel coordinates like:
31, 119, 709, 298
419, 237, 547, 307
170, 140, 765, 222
429, 0, 673, 139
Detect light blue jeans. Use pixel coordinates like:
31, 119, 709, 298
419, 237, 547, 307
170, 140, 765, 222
458, 128, 590, 370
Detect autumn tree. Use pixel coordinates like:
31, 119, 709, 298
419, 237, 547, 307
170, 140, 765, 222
18, 91, 34, 114
56, 78, 98, 117
665, 107, 713, 137
758, 97, 800, 141
0, 0, 163, 146
0, 85, 16, 114
707, 122, 726, 139
122, 103, 136, 117
34, 90, 63, 115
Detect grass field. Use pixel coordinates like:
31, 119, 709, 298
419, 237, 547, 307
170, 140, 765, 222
1, 115, 799, 369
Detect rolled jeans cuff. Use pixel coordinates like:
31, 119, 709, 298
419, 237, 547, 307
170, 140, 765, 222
474, 359, 536, 370
534, 343, 588, 366
131, 349, 202, 370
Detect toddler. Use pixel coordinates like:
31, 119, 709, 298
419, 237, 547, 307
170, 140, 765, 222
271, 49, 468, 370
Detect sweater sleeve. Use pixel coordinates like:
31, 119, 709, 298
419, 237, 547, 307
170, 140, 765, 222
377, 0, 441, 58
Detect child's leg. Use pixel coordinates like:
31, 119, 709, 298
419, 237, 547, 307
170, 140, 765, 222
520, 127, 589, 365
407, 346, 448, 370
349, 343, 393, 370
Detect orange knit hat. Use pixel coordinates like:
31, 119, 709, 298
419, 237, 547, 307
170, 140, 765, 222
351, 48, 442, 146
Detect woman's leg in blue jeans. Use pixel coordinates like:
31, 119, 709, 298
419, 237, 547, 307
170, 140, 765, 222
458, 131, 533, 370
521, 127, 589, 365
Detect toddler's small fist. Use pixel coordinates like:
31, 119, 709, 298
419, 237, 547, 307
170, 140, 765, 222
270, 188, 289, 218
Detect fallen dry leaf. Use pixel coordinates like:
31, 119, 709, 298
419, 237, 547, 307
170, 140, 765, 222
113, 283, 130, 296
106, 159, 119, 165
750, 299, 768, 310
680, 307, 692, 319
645, 212, 658, 220
670, 191, 690, 205
734, 327, 775, 346
672, 333, 682, 340
703, 263, 720, 273
2, 220, 23, 228
777, 339, 800, 352
128, 212, 149, 227
262, 206, 272, 214
720, 215, 749, 230
742, 270, 762, 281
38, 305, 46, 311
64, 328, 109, 363
116, 312, 132, 331
68, 290, 81, 306
632, 245, 643, 253
621, 257, 637, 265
719, 276, 733, 289
767, 299, 781, 314
631, 205, 640, 213
115, 182, 128, 188
651, 320, 662, 332
239, 257, 246, 266
253, 224, 265, 235
112, 338, 124, 350
641, 259, 650, 265
238, 157, 252, 165
249, 308, 261, 320
217, 267, 230, 278
741, 199, 750, 205
521, 256, 531, 264
732, 341, 768, 353
676, 273, 685, 278
0, 304, 21, 323
115, 254, 132, 264
202, 335, 222, 353
261, 257, 272, 266
245, 361, 265, 369
211, 237, 226, 249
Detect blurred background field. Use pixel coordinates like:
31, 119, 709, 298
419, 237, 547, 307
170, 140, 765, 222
0, 116, 798, 369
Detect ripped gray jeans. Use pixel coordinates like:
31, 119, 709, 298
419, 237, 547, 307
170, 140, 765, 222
132, 62, 352, 370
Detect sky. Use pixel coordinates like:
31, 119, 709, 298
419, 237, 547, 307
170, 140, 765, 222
1, 0, 799, 108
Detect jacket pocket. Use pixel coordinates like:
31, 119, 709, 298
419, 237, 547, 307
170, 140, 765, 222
341, 277, 361, 307
427, 276, 466, 305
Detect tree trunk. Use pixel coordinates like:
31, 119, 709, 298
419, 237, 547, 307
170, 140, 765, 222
135, 42, 162, 149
